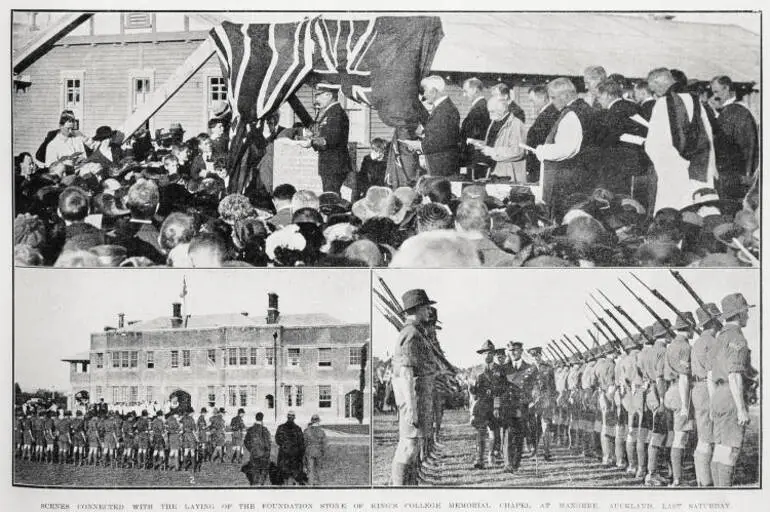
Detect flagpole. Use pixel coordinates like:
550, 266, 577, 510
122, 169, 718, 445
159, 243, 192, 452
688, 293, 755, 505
181, 276, 188, 328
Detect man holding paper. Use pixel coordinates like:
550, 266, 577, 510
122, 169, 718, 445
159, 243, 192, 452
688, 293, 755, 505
467, 97, 527, 181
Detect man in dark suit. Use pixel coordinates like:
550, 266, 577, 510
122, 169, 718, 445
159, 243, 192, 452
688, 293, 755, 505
710, 75, 759, 201
502, 341, 537, 473
490, 83, 526, 124
402, 76, 460, 177
310, 85, 351, 194
525, 85, 560, 183
595, 78, 647, 196
633, 81, 656, 123
459, 78, 491, 179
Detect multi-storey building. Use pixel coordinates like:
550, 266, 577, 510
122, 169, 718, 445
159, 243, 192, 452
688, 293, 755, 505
63, 294, 370, 424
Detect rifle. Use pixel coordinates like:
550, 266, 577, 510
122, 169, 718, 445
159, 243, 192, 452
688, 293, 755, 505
586, 328, 600, 348
562, 335, 585, 360
631, 272, 701, 335
573, 334, 592, 354
558, 338, 583, 361
377, 277, 405, 317
586, 303, 626, 353
596, 289, 654, 345
589, 295, 635, 342
619, 278, 677, 338
551, 340, 570, 362
547, 345, 564, 365
669, 270, 722, 328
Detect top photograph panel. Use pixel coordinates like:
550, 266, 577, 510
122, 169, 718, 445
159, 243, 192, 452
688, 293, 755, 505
12, 11, 760, 268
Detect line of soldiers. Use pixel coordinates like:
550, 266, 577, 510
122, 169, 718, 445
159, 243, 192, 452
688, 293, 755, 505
15, 406, 252, 472
388, 288, 458, 486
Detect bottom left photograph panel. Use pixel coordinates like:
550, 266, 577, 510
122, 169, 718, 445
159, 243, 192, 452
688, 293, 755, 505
13, 268, 372, 488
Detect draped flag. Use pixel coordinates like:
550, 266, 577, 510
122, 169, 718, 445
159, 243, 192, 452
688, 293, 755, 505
209, 15, 443, 184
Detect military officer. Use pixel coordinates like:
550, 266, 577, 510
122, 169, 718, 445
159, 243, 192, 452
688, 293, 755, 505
565, 353, 584, 453
553, 352, 571, 447
691, 303, 722, 486
529, 346, 556, 461
503, 341, 536, 472
663, 312, 696, 486
709, 293, 755, 487
490, 348, 511, 465
390, 288, 438, 485
468, 340, 497, 469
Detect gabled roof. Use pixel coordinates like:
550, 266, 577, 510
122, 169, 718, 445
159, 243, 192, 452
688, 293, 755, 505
121, 312, 347, 332
431, 13, 759, 82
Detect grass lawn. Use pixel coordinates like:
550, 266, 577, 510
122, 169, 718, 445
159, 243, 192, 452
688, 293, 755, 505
373, 407, 760, 487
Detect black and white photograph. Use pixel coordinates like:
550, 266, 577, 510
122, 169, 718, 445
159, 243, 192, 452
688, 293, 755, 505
372, 269, 760, 487
13, 269, 371, 487
11, 11, 760, 268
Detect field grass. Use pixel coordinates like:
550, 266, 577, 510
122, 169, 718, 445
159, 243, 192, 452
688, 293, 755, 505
14, 437, 370, 488
373, 408, 760, 487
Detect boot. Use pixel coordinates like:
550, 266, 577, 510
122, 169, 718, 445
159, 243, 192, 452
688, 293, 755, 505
473, 430, 486, 469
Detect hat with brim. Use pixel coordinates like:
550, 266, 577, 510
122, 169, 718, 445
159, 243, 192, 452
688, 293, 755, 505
673, 311, 695, 331
507, 341, 523, 351
680, 195, 741, 216
695, 303, 722, 327
93, 126, 114, 142
477, 339, 496, 354
713, 222, 746, 249
720, 292, 755, 321
651, 319, 671, 339
352, 186, 407, 225
319, 192, 352, 217
401, 288, 436, 314
527, 346, 543, 357
493, 348, 507, 356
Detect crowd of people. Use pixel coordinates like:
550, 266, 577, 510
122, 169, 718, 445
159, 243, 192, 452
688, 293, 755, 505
14, 406, 329, 486
387, 285, 757, 487
13, 66, 758, 268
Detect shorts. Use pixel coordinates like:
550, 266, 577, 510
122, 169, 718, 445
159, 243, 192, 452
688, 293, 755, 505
712, 385, 746, 449
211, 431, 226, 447
167, 433, 180, 450
88, 434, 100, 449
58, 435, 71, 449
104, 434, 118, 449
152, 434, 166, 450
664, 384, 694, 432
23, 431, 34, 445
651, 408, 671, 435
73, 432, 85, 447
231, 432, 243, 447
137, 432, 150, 450
182, 432, 198, 449
691, 381, 713, 443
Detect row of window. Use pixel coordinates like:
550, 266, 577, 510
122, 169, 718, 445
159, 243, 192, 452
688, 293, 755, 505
94, 347, 363, 370
92, 384, 334, 410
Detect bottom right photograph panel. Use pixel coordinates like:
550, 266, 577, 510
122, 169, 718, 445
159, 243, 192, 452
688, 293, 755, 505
371, 269, 760, 488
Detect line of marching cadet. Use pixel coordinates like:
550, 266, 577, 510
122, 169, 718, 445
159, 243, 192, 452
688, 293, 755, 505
471, 291, 756, 487
15, 406, 253, 472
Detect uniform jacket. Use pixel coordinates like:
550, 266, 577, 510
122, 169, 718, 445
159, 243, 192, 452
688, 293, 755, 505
392, 320, 436, 378
422, 98, 461, 177
504, 359, 537, 414
312, 102, 351, 179
303, 425, 328, 458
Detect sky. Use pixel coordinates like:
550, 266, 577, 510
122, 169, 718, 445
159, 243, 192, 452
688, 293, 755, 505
372, 269, 760, 368
14, 269, 370, 391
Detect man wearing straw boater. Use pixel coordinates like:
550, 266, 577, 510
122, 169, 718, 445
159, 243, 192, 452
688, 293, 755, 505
390, 288, 438, 486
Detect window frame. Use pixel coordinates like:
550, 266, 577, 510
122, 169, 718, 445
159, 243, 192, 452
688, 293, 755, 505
318, 347, 333, 368
59, 70, 85, 125
287, 348, 301, 367
182, 349, 191, 368
146, 351, 155, 369
170, 350, 179, 369
318, 385, 332, 409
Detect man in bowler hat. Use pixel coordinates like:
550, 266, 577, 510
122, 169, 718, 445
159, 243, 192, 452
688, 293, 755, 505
390, 288, 438, 485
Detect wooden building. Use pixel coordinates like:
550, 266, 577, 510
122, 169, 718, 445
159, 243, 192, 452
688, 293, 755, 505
63, 293, 370, 425
13, 11, 760, 169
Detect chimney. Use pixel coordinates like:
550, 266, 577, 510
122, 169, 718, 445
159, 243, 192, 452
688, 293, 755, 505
171, 302, 183, 328
118, 313, 125, 329
266, 293, 279, 324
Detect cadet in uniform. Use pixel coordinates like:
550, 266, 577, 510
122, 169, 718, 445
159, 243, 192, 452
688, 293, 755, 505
579, 350, 598, 458
612, 338, 633, 470
491, 348, 510, 465
55, 411, 72, 464
31, 410, 44, 461
595, 345, 619, 466
197, 408, 210, 463
639, 320, 673, 486
166, 411, 182, 470
427, 307, 447, 446
503, 341, 536, 472
86, 413, 101, 465
120, 412, 135, 468
631, 327, 655, 479
230, 408, 246, 463
553, 356, 570, 447
210, 408, 227, 463
469, 340, 497, 470
691, 303, 722, 486
390, 288, 438, 485
709, 293, 754, 487
42, 411, 56, 464
565, 354, 584, 453
135, 410, 151, 469
663, 312, 696, 486
71, 410, 86, 465
150, 410, 166, 470
529, 347, 556, 461
181, 409, 198, 470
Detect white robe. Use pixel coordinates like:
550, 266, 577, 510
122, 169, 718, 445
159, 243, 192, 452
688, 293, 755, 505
645, 93, 716, 212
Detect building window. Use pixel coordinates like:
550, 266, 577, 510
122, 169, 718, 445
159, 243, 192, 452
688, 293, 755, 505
183, 350, 191, 367
121, 386, 129, 403
209, 77, 227, 103
296, 385, 304, 407
130, 386, 138, 403
130, 351, 138, 368
124, 12, 152, 30
239, 386, 248, 407
228, 348, 237, 366
287, 348, 301, 367
228, 386, 237, 407
249, 386, 257, 405
250, 348, 257, 366
349, 347, 363, 366
265, 394, 274, 409
146, 351, 154, 369
284, 386, 293, 407
95, 353, 103, 369
95, 386, 102, 400
207, 386, 216, 408
318, 385, 332, 409
239, 348, 248, 366
121, 351, 130, 369
171, 350, 179, 369
318, 348, 332, 368
112, 387, 119, 403
112, 351, 120, 369
146, 386, 154, 403
64, 78, 82, 110
131, 77, 152, 113
265, 348, 275, 366
207, 349, 216, 365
